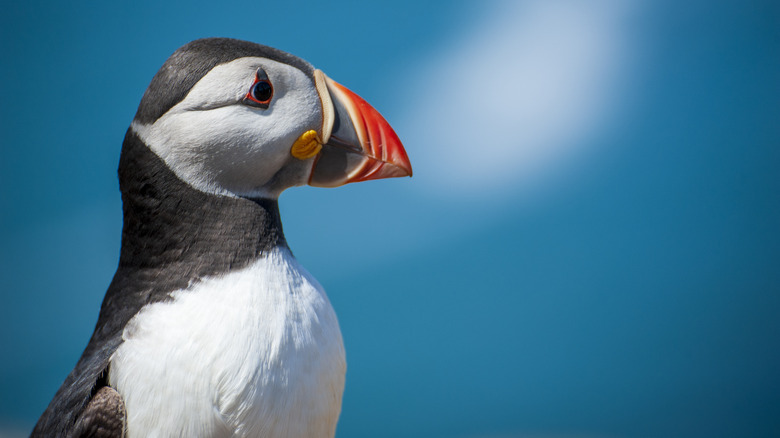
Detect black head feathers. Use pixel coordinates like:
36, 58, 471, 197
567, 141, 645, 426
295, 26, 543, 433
133, 38, 315, 125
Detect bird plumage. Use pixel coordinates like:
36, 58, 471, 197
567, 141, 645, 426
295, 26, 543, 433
32, 37, 410, 437
110, 245, 345, 437
33, 130, 294, 436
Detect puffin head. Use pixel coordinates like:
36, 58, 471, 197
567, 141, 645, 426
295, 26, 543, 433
130, 38, 412, 199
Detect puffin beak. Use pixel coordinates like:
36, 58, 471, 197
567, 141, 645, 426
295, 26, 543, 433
308, 70, 412, 187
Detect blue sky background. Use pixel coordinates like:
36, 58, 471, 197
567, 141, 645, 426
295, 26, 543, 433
2, 1, 779, 437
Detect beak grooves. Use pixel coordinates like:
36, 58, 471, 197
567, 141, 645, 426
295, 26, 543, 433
308, 71, 412, 187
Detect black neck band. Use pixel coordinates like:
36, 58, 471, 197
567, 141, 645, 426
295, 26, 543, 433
117, 128, 286, 273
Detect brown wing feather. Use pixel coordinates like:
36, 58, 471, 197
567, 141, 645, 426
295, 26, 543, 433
71, 386, 127, 438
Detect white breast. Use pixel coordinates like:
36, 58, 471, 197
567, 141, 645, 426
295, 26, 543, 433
108, 247, 346, 438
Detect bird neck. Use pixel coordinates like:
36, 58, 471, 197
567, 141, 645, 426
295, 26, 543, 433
116, 128, 287, 271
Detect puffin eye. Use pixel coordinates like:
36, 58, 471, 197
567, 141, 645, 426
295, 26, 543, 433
251, 81, 273, 103
244, 73, 273, 108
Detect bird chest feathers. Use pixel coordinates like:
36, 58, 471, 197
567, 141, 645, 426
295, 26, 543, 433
108, 247, 347, 438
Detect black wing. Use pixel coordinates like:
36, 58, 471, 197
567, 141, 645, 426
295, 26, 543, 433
31, 274, 141, 437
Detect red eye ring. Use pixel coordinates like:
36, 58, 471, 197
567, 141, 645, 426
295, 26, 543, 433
245, 77, 273, 107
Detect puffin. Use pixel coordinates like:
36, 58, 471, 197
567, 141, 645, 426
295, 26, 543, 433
32, 38, 412, 437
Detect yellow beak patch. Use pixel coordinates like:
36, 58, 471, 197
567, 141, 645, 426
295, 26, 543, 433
291, 130, 322, 160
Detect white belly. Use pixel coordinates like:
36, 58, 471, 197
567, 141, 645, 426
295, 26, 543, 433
109, 247, 346, 438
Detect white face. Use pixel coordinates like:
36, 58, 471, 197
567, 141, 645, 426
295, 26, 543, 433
131, 57, 323, 199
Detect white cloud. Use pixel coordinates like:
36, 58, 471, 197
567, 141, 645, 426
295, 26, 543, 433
400, 0, 639, 198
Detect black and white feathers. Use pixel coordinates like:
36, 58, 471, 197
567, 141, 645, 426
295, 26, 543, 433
32, 37, 410, 438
